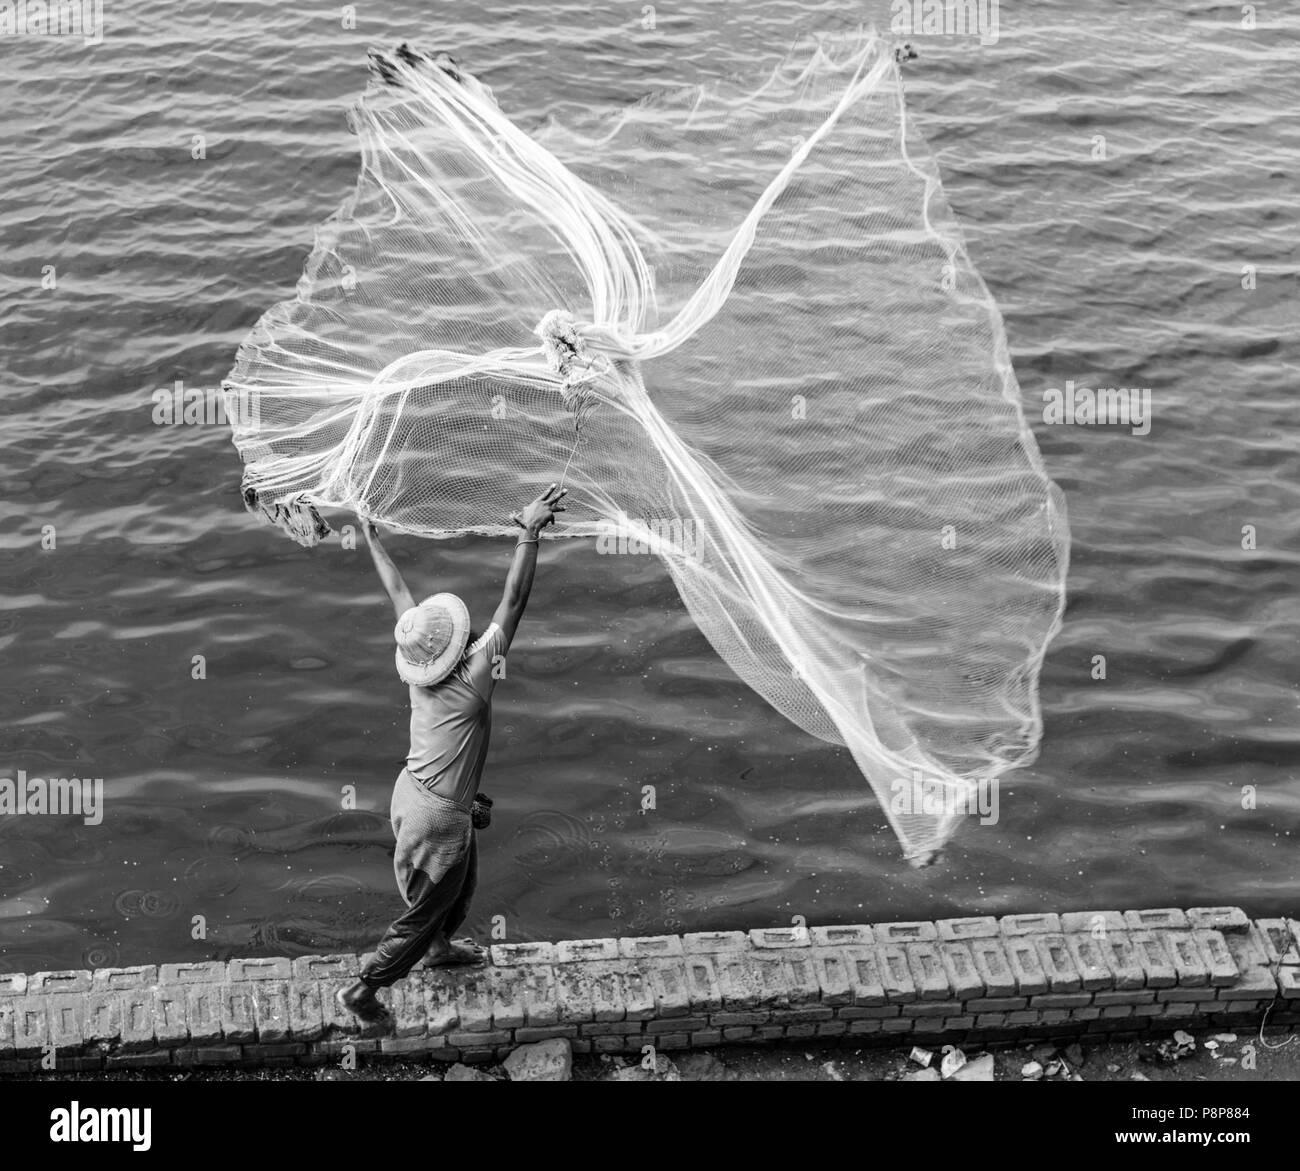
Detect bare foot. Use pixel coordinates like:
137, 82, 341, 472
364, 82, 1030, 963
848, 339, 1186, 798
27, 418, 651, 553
336, 980, 392, 1025
423, 937, 487, 968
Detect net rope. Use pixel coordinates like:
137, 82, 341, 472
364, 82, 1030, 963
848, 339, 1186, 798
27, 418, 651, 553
225, 30, 1069, 863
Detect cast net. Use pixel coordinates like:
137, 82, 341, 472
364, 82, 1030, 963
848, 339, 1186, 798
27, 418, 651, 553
224, 30, 1069, 863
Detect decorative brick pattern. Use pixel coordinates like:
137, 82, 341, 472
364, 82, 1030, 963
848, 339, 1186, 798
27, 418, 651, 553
682, 931, 747, 955
874, 921, 938, 943
936, 917, 999, 941
1060, 910, 1124, 934
810, 925, 874, 947
1186, 907, 1250, 933
749, 927, 812, 950
0, 907, 1294, 1072
1124, 908, 1189, 931
1000, 913, 1061, 936
490, 941, 555, 966
555, 939, 618, 965
617, 935, 683, 960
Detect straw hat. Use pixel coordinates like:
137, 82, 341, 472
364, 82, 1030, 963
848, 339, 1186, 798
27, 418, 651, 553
394, 593, 471, 686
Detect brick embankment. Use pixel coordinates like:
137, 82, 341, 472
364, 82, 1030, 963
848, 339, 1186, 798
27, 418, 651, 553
1, 906, 1296, 1073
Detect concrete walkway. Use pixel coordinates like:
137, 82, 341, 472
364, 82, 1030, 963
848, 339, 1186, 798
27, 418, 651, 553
1, 906, 1295, 1073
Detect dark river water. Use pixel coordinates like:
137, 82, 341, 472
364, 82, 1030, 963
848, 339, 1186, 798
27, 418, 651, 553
1, 0, 1297, 973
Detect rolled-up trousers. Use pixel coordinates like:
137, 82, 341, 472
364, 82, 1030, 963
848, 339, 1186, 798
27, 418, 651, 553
360, 769, 478, 989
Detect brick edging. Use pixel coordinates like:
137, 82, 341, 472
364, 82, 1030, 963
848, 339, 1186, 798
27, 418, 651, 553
1, 907, 1297, 1072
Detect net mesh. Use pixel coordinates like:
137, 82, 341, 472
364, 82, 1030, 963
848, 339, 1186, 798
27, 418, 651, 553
224, 30, 1069, 863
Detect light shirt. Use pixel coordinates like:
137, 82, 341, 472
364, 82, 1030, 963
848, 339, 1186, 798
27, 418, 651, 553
404, 623, 507, 808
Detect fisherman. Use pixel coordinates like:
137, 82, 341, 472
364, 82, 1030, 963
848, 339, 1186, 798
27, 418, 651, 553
337, 484, 567, 1024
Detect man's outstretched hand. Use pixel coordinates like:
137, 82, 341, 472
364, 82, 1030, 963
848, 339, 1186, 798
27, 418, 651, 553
354, 513, 414, 615
511, 484, 567, 535
495, 487, 563, 642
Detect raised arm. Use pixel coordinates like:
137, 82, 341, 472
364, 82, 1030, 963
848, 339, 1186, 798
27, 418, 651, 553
361, 520, 415, 617
492, 484, 567, 648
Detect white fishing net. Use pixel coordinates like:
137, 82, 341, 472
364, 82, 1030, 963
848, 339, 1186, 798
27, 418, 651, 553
224, 30, 1069, 863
